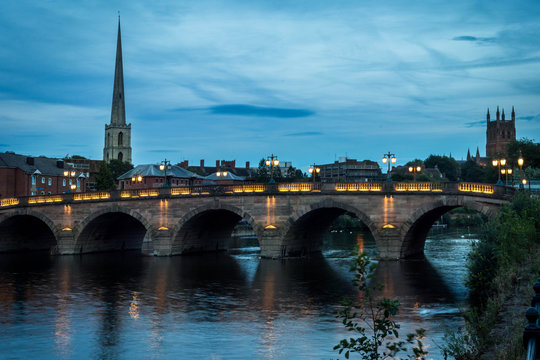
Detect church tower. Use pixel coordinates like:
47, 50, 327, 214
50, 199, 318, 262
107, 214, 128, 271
485, 106, 516, 157
103, 17, 132, 164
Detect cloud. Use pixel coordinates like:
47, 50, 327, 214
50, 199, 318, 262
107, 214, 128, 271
452, 35, 495, 43
519, 115, 540, 121
208, 104, 315, 118
284, 131, 323, 137
464, 121, 485, 128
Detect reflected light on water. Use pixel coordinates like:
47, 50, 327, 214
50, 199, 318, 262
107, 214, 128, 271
356, 233, 364, 253
54, 267, 72, 357
129, 292, 139, 320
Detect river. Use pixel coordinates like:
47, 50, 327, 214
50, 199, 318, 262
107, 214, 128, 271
0, 229, 474, 359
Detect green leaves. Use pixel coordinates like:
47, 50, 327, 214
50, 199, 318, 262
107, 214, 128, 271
334, 249, 428, 359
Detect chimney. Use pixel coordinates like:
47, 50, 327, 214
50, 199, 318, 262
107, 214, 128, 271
200, 159, 205, 167
216, 160, 220, 167
26, 157, 34, 165
246, 161, 250, 169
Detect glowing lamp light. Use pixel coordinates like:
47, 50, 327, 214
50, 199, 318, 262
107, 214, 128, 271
492, 160, 498, 167
265, 160, 270, 166
70, 184, 76, 190
216, 171, 221, 177
159, 164, 165, 171
500, 159, 506, 166
222, 171, 228, 177
391, 157, 397, 163
382, 157, 387, 164
522, 179, 527, 185
131, 177, 136, 181
265, 225, 277, 229
507, 169, 513, 175
316, 168, 321, 173
408, 167, 413, 172
137, 175, 143, 182
309, 168, 313, 174
70, 171, 76, 177
501, 169, 506, 175
518, 157, 524, 167
416, 166, 421, 172
63, 171, 69, 176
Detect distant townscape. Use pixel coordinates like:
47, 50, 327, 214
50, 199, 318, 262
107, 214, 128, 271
1, 19, 538, 199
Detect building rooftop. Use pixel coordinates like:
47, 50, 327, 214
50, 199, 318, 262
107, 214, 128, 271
118, 164, 202, 180
0, 152, 67, 176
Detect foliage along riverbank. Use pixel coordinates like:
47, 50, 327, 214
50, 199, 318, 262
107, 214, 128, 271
444, 191, 540, 360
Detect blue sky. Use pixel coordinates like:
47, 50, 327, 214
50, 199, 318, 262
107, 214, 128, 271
1, 0, 539, 170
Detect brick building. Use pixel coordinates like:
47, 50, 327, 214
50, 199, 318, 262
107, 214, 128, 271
316, 158, 381, 182
0, 152, 87, 197
118, 164, 203, 189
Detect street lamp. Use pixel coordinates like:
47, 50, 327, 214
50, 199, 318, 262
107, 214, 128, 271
216, 169, 228, 179
308, 164, 321, 183
131, 174, 143, 188
491, 158, 506, 185
265, 154, 279, 183
159, 159, 171, 188
63, 169, 78, 193
408, 166, 422, 182
518, 151, 525, 189
500, 168, 512, 186
382, 152, 397, 182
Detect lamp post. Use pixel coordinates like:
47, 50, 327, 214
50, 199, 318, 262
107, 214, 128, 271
63, 169, 78, 193
518, 151, 525, 189
381, 152, 397, 182
216, 168, 228, 180
308, 164, 320, 183
265, 154, 279, 183
159, 159, 171, 188
491, 158, 506, 185
408, 165, 422, 182
131, 174, 143, 189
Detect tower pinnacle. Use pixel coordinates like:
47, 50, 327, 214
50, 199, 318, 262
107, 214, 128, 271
110, 17, 125, 126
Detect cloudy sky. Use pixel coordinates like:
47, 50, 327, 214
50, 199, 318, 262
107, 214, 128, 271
1, 0, 539, 170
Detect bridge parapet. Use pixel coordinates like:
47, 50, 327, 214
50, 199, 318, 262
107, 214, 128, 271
0, 182, 515, 210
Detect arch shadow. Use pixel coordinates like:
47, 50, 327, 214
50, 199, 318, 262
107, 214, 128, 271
0, 210, 58, 253
74, 206, 151, 254
400, 199, 495, 258
282, 200, 379, 257
171, 203, 259, 255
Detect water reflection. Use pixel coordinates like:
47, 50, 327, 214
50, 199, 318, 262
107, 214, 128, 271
0, 230, 472, 359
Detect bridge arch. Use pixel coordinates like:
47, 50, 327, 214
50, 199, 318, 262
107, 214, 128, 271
171, 202, 259, 255
74, 206, 151, 254
399, 198, 496, 258
0, 209, 58, 252
281, 199, 379, 256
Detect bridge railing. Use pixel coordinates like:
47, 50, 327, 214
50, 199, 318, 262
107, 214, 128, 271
523, 269, 540, 360
0, 181, 516, 209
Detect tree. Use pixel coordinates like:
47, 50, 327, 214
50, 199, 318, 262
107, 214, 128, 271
95, 160, 133, 191
108, 159, 133, 180
424, 155, 460, 181
507, 138, 540, 168
334, 251, 427, 359
460, 160, 485, 183
95, 163, 116, 191
256, 158, 269, 182
404, 159, 423, 167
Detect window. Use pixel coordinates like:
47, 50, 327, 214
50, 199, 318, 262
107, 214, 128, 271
31, 191, 35, 196
77, 179, 80, 187
48, 191, 51, 195
63, 179, 66, 186
41, 177, 45, 184
32, 175, 36, 185
41, 191, 45, 195
118, 152, 123, 161
69, 179, 72, 185
118, 132, 123, 146
48, 178, 52, 186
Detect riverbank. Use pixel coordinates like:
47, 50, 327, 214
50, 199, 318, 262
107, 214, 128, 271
445, 192, 540, 360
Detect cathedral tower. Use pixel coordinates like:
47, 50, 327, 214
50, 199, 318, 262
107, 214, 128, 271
486, 106, 516, 157
103, 17, 132, 164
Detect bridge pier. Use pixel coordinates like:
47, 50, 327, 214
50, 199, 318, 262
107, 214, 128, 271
259, 227, 285, 258
56, 229, 78, 254
152, 228, 174, 256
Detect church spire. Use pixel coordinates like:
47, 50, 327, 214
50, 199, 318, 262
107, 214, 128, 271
110, 16, 126, 126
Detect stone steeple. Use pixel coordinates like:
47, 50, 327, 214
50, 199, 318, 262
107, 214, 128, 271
103, 16, 132, 164
110, 18, 126, 126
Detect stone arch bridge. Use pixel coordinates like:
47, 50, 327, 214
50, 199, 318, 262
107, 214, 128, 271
0, 182, 513, 259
